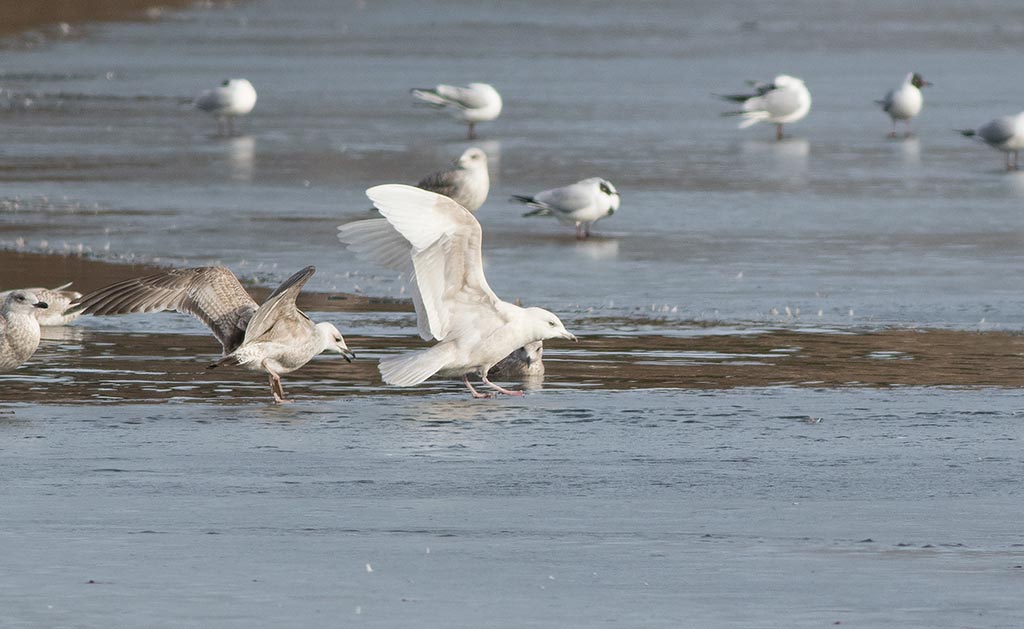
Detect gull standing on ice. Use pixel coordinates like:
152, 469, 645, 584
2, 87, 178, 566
195, 78, 257, 136
512, 177, 621, 240
338, 185, 576, 398
416, 147, 490, 212
410, 83, 502, 140
0, 283, 81, 326
67, 266, 354, 403
0, 290, 48, 373
877, 73, 931, 137
719, 75, 811, 140
958, 112, 1024, 171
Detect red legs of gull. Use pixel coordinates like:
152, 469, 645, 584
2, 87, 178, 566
776, 123, 784, 141
481, 375, 525, 397
463, 374, 493, 399
467, 121, 476, 140
263, 360, 291, 404
575, 223, 586, 240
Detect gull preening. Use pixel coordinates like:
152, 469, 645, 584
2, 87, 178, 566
416, 147, 490, 212
67, 266, 354, 403
720, 75, 811, 140
958, 113, 1024, 171
410, 83, 502, 140
0, 283, 80, 326
0, 290, 48, 373
877, 73, 931, 137
196, 78, 257, 136
338, 185, 576, 398
512, 178, 621, 240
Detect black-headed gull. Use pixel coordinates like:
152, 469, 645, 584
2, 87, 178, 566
877, 73, 931, 137
512, 177, 620, 240
720, 75, 811, 140
196, 78, 257, 136
411, 83, 502, 140
959, 113, 1024, 170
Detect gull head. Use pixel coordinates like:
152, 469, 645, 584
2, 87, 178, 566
772, 75, 804, 90
2, 290, 48, 315
316, 322, 355, 362
523, 307, 577, 343
457, 147, 488, 170
597, 178, 621, 214
518, 341, 544, 366
910, 73, 932, 89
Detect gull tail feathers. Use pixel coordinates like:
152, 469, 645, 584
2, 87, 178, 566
410, 88, 446, 108
721, 110, 764, 128
379, 345, 455, 387
510, 195, 551, 217
957, 129, 976, 138
208, 354, 241, 370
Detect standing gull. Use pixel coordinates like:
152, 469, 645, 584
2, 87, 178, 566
719, 75, 811, 140
0, 283, 81, 326
411, 83, 502, 140
416, 147, 490, 212
877, 73, 931, 137
958, 113, 1024, 171
338, 185, 576, 398
196, 78, 257, 136
67, 266, 354, 403
0, 290, 48, 373
512, 177, 621, 240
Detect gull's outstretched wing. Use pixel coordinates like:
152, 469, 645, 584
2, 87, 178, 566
67, 266, 257, 353
348, 184, 505, 342
242, 266, 316, 345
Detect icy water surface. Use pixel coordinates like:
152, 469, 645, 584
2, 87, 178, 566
2, 1, 1024, 627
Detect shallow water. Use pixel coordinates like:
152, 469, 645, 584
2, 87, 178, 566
3, 1, 1024, 626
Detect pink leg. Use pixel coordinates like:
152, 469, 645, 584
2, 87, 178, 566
463, 374, 492, 399
584, 224, 591, 238
575, 224, 585, 240
263, 360, 291, 403
467, 122, 476, 140
481, 375, 525, 397
776, 123, 784, 141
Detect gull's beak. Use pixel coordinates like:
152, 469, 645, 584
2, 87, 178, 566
34, 301, 48, 309
922, 80, 933, 87
561, 331, 578, 342
341, 347, 355, 363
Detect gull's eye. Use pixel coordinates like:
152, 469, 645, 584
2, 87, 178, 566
16, 295, 25, 301
548, 321, 556, 327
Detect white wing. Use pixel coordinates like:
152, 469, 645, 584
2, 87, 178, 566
348, 185, 506, 342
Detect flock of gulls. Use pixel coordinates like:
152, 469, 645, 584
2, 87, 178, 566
2, 70, 1023, 402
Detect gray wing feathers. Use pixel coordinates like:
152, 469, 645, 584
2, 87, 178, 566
243, 266, 316, 344
68, 266, 257, 353
417, 169, 463, 200
979, 118, 1016, 144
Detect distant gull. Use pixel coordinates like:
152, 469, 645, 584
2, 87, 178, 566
416, 147, 490, 212
411, 83, 502, 140
512, 178, 621, 240
338, 185, 576, 398
67, 266, 353, 403
195, 78, 257, 136
958, 112, 1024, 170
719, 75, 811, 140
0, 290, 48, 373
876, 72, 931, 137
0, 283, 81, 326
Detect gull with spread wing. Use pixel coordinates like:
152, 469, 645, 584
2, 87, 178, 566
338, 185, 576, 398
67, 266, 353, 402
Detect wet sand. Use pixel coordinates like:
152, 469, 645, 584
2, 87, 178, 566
0, 0, 196, 38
